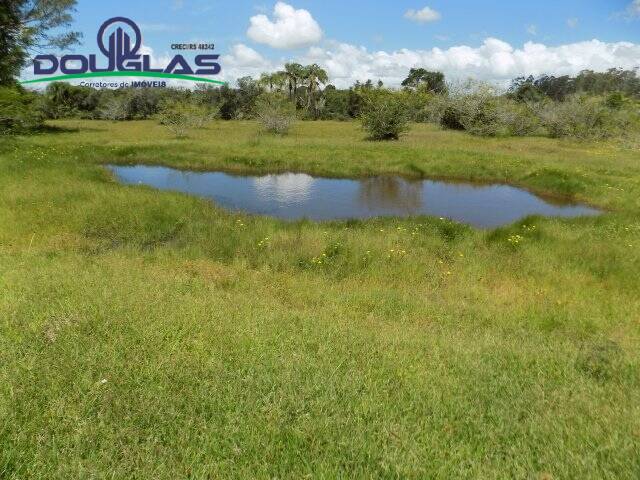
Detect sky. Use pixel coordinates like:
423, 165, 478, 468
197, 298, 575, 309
24, 0, 640, 88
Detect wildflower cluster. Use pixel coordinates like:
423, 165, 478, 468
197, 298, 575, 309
387, 248, 407, 259
311, 253, 328, 265
507, 234, 524, 246
395, 225, 423, 237
623, 224, 639, 248
257, 237, 270, 248
309, 241, 345, 268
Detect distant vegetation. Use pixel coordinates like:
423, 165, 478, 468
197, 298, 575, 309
360, 90, 410, 140
2, 66, 639, 141
254, 92, 297, 135
1, 3, 638, 142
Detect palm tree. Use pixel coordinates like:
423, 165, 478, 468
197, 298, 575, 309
303, 64, 329, 118
259, 72, 273, 92
259, 72, 287, 93
271, 71, 287, 92
283, 62, 304, 101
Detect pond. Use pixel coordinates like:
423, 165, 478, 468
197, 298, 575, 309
108, 165, 601, 228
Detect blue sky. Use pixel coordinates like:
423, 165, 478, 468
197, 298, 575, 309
29, 0, 640, 87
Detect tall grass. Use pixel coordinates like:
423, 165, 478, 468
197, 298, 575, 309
0, 120, 639, 479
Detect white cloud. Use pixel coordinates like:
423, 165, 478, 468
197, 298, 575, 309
224, 44, 271, 68
567, 17, 579, 28
21, 36, 640, 92
247, 2, 322, 49
291, 38, 640, 88
404, 6, 441, 24
526, 24, 537, 35
220, 44, 277, 82
628, 0, 640, 16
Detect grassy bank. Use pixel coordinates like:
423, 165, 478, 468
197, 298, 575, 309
1, 120, 639, 479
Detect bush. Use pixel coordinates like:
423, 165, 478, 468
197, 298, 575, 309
157, 101, 214, 138
422, 82, 499, 135
97, 89, 162, 121
255, 92, 296, 135
398, 89, 433, 122
98, 96, 128, 121
458, 94, 501, 136
360, 91, 410, 140
426, 86, 543, 138
425, 87, 501, 135
536, 95, 633, 139
0, 87, 44, 134
320, 87, 350, 120
424, 95, 465, 130
41, 82, 101, 119
496, 100, 541, 136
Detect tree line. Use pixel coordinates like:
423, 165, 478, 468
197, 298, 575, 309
1, 1, 639, 140
2, 66, 640, 141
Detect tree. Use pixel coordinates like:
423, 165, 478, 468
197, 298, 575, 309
0, 2, 22, 85
259, 71, 286, 93
41, 81, 100, 118
255, 92, 296, 135
360, 90, 410, 140
235, 76, 262, 118
283, 62, 304, 101
534, 75, 573, 101
0, 0, 82, 86
508, 76, 545, 103
401, 68, 447, 94
0, 85, 43, 133
302, 64, 328, 118
573, 68, 640, 98
510, 70, 640, 103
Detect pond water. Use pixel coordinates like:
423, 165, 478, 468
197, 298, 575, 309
108, 165, 601, 228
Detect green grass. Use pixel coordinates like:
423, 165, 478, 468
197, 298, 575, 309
1, 120, 639, 479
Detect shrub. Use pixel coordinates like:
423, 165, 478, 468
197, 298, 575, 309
398, 89, 433, 122
320, 87, 350, 120
459, 96, 501, 136
497, 100, 541, 136
157, 101, 214, 138
255, 92, 296, 135
99, 96, 128, 121
360, 91, 410, 140
424, 97, 466, 130
41, 82, 101, 119
0, 87, 44, 134
97, 89, 162, 121
425, 88, 502, 135
120, 89, 161, 120
536, 95, 633, 140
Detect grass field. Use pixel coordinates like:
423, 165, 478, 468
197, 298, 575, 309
1, 120, 639, 479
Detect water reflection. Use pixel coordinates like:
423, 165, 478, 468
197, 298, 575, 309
108, 165, 601, 228
358, 177, 423, 212
253, 173, 315, 203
